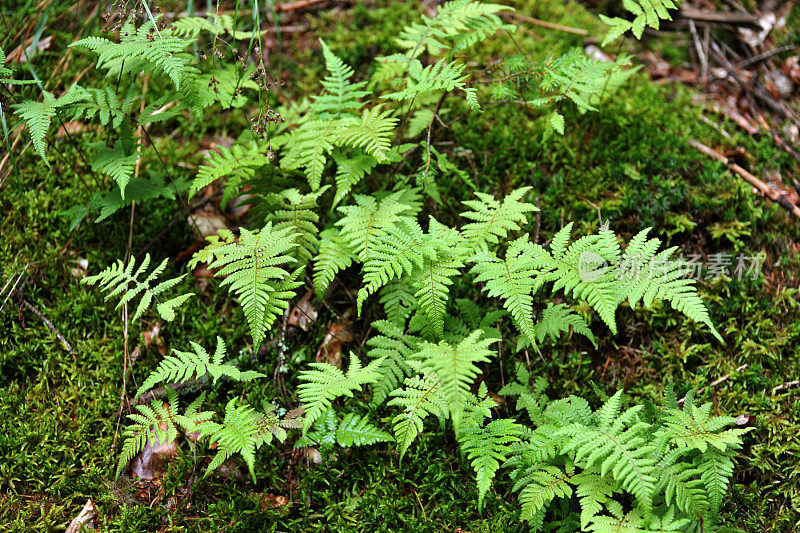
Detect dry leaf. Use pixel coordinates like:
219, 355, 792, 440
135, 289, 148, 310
315, 315, 356, 367
70, 257, 88, 279
131, 404, 180, 480
259, 493, 290, 508
189, 206, 228, 240
288, 291, 318, 331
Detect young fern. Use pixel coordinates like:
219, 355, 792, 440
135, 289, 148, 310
200, 223, 304, 347
600, 0, 679, 46
134, 337, 264, 400
81, 253, 194, 322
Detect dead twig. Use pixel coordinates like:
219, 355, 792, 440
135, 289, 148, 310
20, 299, 74, 354
678, 364, 748, 404
505, 12, 588, 36
687, 139, 800, 220
772, 380, 800, 395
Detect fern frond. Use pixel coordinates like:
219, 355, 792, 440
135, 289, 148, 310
336, 190, 418, 260
336, 106, 398, 162
206, 223, 302, 346
512, 464, 574, 522
12, 93, 57, 164
313, 40, 368, 118
134, 337, 264, 399
197, 399, 285, 481
70, 22, 194, 89
279, 117, 342, 190
379, 279, 418, 325
616, 228, 722, 341
259, 187, 326, 266
332, 150, 377, 207
312, 229, 354, 298
297, 355, 385, 432
460, 186, 538, 251
357, 220, 437, 314
660, 403, 750, 453
90, 126, 139, 197
189, 143, 271, 202
387, 373, 448, 456
382, 58, 469, 102
599, 0, 678, 45
413, 329, 496, 429
82, 253, 194, 322
336, 412, 394, 446
533, 303, 595, 347
459, 413, 525, 510
367, 319, 420, 406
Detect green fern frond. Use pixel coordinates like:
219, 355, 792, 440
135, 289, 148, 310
387, 373, 448, 456
279, 117, 342, 190
336, 106, 398, 162
357, 220, 437, 314
599, 0, 678, 45
471, 236, 543, 346
660, 403, 750, 453
11, 92, 58, 164
332, 150, 378, 207
336, 412, 394, 446
532, 303, 596, 347
413, 330, 496, 429
259, 187, 327, 266
312, 229, 354, 299
458, 403, 525, 509
298, 355, 385, 432
82, 253, 194, 322
197, 398, 287, 482
90, 125, 139, 198
379, 279, 418, 325
71, 21, 194, 89
616, 228, 722, 341
336, 190, 418, 260
460, 186, 538, 251
313, 40, 368, 118
367, 319, 420, 406
189, 143, 271, 203
172, 13, 266, 40
134, 337, 264, 399
395, 0, 514, 55
512, 464, 574, 522
382, 58, 469, 101
205, 223, 303, 347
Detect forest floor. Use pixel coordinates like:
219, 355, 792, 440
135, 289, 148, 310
2, 1, 800, 531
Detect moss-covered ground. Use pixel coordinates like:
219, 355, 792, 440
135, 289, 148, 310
2, 1, 800, 531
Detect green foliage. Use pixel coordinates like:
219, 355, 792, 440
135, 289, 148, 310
81, 254, 194, 322
201, 223, 304, 348
297, 409, 393, 451
297, 355, 385, 432
189, 143, 271, 205
134, 337, 264, 400
600, 0, 678, 45
501, 378, 750, 529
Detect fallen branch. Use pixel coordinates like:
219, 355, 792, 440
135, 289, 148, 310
66, 500, 97, 533
688, 139, 800, 220
772, 380, 800, 395
21, 299, 74, 354
678, 7, 760, 26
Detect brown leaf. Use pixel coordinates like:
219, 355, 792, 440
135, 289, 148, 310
189, 206, 228, 240
142, 322, 161, 349
288, 291, 318, 331
70, 257, 88, 280
315, 315, 356, 367
131, 402, 180, 480
259, 493, 290, 509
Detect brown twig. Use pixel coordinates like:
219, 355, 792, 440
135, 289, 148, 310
678, 364, 748, 404
505, 12, 588, 36
687, 139, 800, 219
20, 299, 74, 354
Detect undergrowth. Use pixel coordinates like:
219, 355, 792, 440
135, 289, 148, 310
2, 0, 800, 531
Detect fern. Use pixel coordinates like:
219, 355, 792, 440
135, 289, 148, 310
457, 383, 525, 510
336, 106, 398, 162
196, 398, 294, 481
382, 58, 469, 102
134, 337, 264, 400
70, 18, 195, 89
313, 39, 368, 118
599, 0, 678, 45
82, 253, 194, 322
172, 13, 266, 40
298, 409, 393, 450
297, 354, 385, 432
116, 390, 211, 478
258, 187, 327, 266
460, 186, 538, 251
312, 229, 354, 298
189, 143, 271, 204
412, 329, 496, 429
90, 124, 139, 197
366, 319, 420, 406
204, 223, 303, 347
332, 150, 378, 208
387, 373, 449, 456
